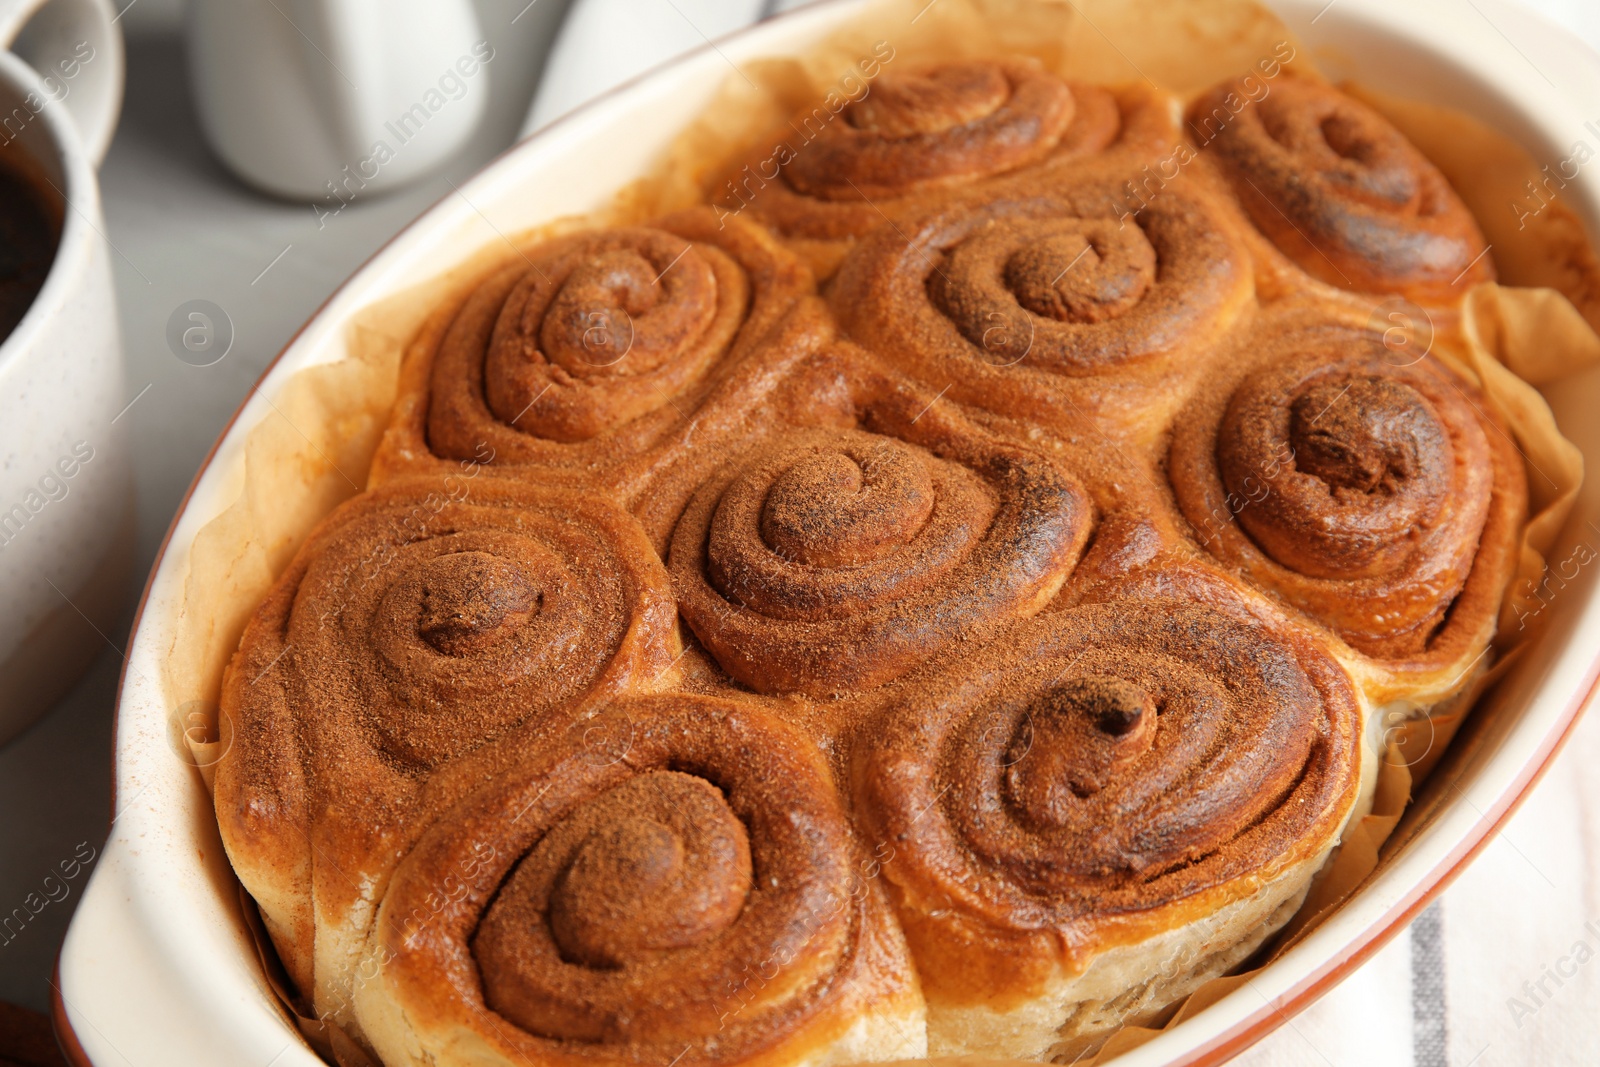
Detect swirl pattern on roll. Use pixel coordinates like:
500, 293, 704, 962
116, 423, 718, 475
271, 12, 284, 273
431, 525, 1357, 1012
722, 59, 1171, 267
1188, 77, 1493, 301
830, 168, 1251, 428
421, 208, 809, 466
852, 597, 1359, 1001
225, 477, 679, 770
1168, 317, 1526, 659
668, 422, 1092, 696
357, 696, 922, 1067
788, 59, 1076, 201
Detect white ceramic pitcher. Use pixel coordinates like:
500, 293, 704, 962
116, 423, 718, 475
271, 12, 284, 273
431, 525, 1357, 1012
187, 0, 490, 200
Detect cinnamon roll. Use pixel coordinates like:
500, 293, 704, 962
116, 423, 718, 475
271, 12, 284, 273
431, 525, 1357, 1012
1168, 312, 1526, 670
1188, 76, 1493, 302
667, 402, 1093, 696
720, 58, 1171, 276
370, 208, 815, 490
852, 597, 1361, 1059
830, 165, 1252, 434
213, 478, 679, 1011
354, 695, 925, 1067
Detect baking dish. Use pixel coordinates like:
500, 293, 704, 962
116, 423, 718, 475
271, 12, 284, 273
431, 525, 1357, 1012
54, 0, 1600, 1063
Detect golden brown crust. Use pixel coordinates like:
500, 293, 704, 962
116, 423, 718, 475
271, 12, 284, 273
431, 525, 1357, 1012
828, 160, 1253, 437
213, 477, 680, 1018
360, 696, 923, 1067
229, 478, 679, 771
1167, 308, 1526, 668
1187, 77, 1494, 303
369, 208, 816, 495
666, 359, 1093, 697
851, 592, 1360, 1005
784, 59, 1076, 201
719, 58, 1175, 278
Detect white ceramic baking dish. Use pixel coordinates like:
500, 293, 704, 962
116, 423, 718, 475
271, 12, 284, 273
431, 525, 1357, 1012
53, 0, 1600, 1063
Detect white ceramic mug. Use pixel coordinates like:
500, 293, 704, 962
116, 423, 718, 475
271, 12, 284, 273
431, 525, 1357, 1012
0, 8, 130, 745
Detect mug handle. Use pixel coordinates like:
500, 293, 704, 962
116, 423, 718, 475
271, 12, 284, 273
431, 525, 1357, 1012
0, 0, 124, 166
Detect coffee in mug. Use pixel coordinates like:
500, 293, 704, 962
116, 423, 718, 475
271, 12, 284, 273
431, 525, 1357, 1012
0, 145, 58, 343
